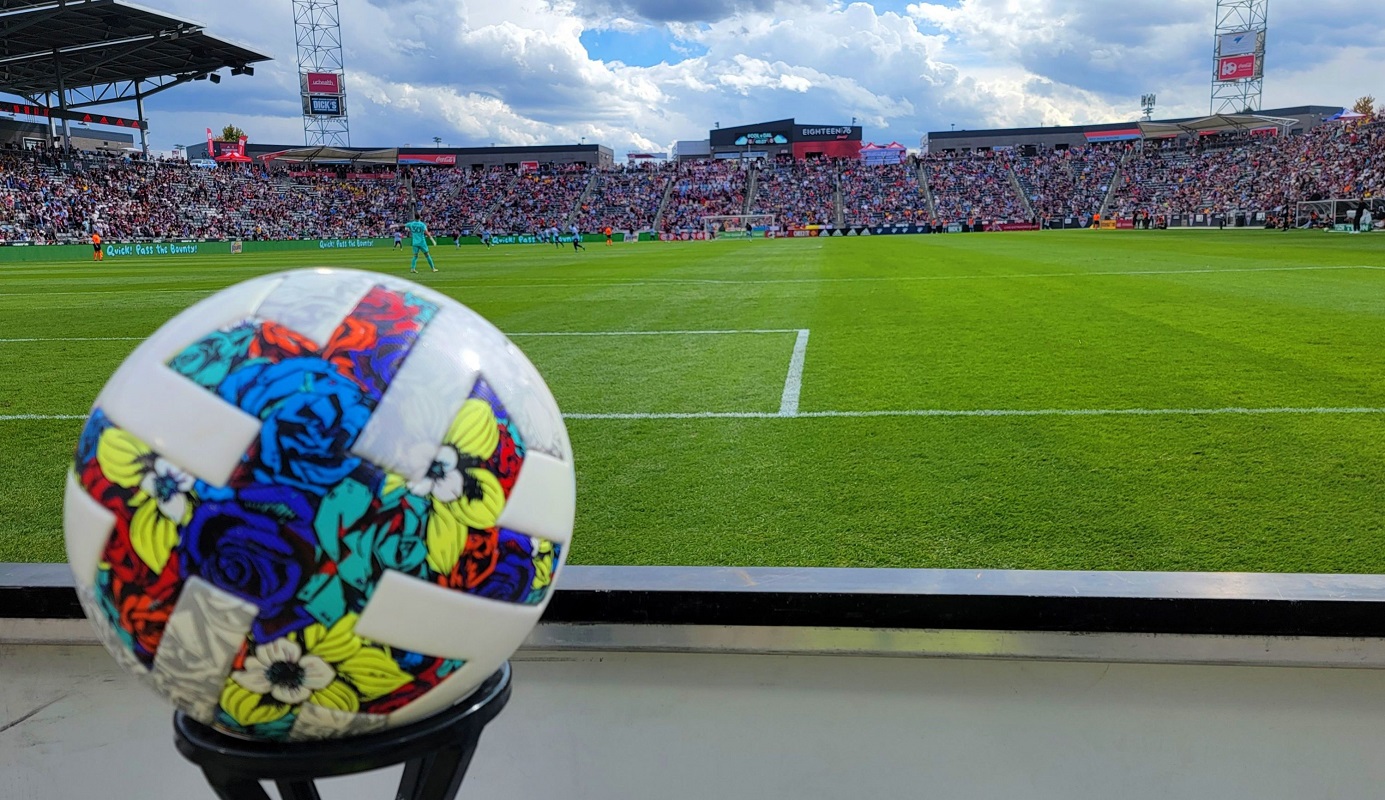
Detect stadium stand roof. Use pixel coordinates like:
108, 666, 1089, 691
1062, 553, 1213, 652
260, 146, 400, 165
0, 0, 269, 104
1138, 113, 1300, 138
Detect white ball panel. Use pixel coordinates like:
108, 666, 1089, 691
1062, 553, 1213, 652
151, 577, 260, 725
254, 269, 377, 348
352, 305, 480, 482
355, 569, 543, 661
99, 358, 263, 488
63, 471, 116, 589
495, 451, 576, 545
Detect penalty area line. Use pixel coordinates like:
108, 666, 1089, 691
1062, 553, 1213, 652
779, 329, 810, 416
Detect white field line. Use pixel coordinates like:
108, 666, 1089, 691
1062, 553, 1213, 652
0, 329, 801, 344
779, 329, 810, 416
565, 406, 1385, 421
0, 337, 144, 343
506, 329, 801, 337
2, 265, 1380, 298
8, 406, 1385, 423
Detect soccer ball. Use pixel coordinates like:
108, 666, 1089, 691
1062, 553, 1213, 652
64, 268, 574, 741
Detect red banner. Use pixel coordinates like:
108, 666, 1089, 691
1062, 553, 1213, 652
398, 153, 457, 165
1216, 54, 1256, 82
305, 72, 341, 94
1116, 219, 1135, 229
997, 223, 1040, 231
6, 103, 145, 130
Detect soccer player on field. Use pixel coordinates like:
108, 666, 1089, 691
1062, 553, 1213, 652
404, 217, 438, 273
393, 229, 403, 249
569, 224, 586, 251
604, 225, 613, 246
91, 231, 102, 261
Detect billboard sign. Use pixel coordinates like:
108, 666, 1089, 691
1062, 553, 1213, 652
1217, 31, 1260, 57
797, 124, 862, 142
304, 72, 342, 94
1216, 54, 1258, 82
398, 153, 457, 165
305, 95, 344, 116
733, 132, 789, 146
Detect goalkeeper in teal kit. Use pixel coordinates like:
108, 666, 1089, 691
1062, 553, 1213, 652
404, 218, 438, 273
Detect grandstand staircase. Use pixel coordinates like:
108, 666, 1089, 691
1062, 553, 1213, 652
834, 174, 845, 227
483, 171, 521, 224
566, 171, 600, 227
743, 164, 759, 214
1007, 165, 1035, 220
653, 176, 676, 231
1099, 151, 1130, 219
917, 163, 937, 220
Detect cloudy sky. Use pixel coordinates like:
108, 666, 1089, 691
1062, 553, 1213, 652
102, 0, 1384, 154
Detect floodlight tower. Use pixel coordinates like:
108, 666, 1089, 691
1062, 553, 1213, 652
1141, 93, 1157, 121
1210, 0, 1268, 114
294, 0, 351, 145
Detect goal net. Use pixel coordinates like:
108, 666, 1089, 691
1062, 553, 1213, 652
703, 214, 777, 239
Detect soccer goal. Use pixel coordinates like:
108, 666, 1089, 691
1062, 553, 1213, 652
703, 214, 777, 239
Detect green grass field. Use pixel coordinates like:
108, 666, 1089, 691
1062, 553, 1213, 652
3, 230, 1384, 572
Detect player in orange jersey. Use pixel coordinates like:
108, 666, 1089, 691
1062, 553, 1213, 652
91, 231, 103, 261
603, 225, 613, 246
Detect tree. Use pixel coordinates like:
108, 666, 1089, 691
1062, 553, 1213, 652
1352, 95, 1375, 117
220, 124, 246, 141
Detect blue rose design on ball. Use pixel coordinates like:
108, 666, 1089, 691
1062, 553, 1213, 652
218, 357, 373, 496
179, 486, 320, 641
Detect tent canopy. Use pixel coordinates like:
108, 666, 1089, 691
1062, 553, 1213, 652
260, 146, 399, 165
1138, 113, 1299, 138
214, 152, 253, 163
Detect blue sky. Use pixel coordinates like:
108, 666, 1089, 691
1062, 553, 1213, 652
29, 0, 1383, 155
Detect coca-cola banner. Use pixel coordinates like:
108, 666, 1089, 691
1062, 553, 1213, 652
398, 153, 457, 165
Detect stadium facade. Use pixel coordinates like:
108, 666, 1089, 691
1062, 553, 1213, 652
676, 118, 864, 161
0, 118, 134, 153
926, 105, 1341, 153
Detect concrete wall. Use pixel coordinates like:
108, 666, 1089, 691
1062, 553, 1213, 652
4, 643, 1384, 800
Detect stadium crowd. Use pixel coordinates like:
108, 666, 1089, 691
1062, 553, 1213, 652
924, 152, 1026, 225
752, 156, 837, 227
5, 115, 1385, 244
575, 164, 672, 233
660, 160, 747, 232
839, 162, 927, 225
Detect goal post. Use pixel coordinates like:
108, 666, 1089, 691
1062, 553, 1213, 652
702, 214, 777, 239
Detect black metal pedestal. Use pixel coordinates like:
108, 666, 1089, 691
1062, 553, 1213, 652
173, 662, 512, 800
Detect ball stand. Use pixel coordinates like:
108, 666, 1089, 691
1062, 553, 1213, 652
174, 663, 512, 800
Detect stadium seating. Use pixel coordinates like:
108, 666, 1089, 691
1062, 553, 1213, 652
751, 157, 837, 227
4, 116, 1384, 244
924, 152, 1026, 225
660, 160, 747, 232
839, 163, 928, 226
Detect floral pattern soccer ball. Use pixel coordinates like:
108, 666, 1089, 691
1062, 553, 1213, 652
64, 268, 574, 741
